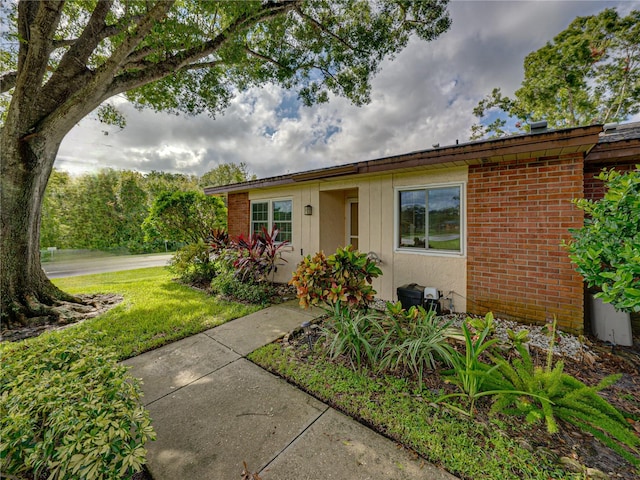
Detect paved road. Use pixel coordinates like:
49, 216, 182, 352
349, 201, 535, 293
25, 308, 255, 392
43, 253, 173, 278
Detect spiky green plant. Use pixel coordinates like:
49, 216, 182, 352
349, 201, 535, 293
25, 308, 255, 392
322, 308, 386, 371
379, 304, 456, 389
438, 313, 505, 416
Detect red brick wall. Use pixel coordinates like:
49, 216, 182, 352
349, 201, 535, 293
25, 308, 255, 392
227, 192, 249, 240
467, 155, 586, 333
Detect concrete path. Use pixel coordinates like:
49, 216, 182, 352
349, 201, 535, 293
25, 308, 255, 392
123, 303, 457, 480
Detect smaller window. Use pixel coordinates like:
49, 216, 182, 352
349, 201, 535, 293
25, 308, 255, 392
251, 199, 292, 243
251, 202, 269, 236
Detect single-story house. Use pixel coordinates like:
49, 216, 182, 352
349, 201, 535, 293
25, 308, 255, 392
205, 122, 640, 334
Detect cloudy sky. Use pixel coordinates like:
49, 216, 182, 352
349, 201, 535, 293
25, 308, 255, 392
56, 1, 637, 180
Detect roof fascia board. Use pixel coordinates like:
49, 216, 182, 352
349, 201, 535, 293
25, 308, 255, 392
204, 125, 603, 195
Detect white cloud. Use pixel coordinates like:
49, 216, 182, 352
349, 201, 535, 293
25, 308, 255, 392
56, 1, 627, 179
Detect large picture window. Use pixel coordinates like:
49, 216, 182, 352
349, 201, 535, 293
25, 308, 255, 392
398, 185, 462, 253
251, 199, 292, 243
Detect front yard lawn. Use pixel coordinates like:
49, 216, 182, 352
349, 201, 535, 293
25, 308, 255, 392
53, 266, 259, 359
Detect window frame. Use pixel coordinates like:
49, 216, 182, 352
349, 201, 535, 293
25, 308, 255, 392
394, 182, 465, 256
250, 198, 293, 244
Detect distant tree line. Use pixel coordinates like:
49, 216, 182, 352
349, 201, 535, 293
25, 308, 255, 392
40, 163, 254, 253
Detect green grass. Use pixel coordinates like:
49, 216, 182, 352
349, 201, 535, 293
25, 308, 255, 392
248, 343, 575, 480
53, 267, 259, 359
428, 239, 460, 250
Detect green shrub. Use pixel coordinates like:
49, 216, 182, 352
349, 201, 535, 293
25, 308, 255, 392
169, 240, 217, 283
567, 166, 640, 312
290, 245, 382, 311
0, 332, 155, 480
211, 269, 276, 305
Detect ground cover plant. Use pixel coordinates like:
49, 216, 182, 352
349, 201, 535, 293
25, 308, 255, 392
250, 320, 640, 479
1, 333, 154, 480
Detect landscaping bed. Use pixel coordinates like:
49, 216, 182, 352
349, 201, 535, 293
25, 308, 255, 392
249, 316, 640, 479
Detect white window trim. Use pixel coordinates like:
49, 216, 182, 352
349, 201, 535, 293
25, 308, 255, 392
250, 197, 293, 245
394, 182, 466, 257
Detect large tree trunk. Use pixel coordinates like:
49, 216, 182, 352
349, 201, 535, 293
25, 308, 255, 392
1, 128, 79, 328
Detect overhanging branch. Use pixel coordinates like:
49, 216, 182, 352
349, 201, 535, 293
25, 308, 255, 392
107, 0, 299, 96
294, 5, 365, 55
1, 72, 18, 93
244, 46, 290, 72
180, 60, 221, 72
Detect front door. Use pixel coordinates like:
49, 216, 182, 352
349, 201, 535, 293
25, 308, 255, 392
347, 199, 359, 250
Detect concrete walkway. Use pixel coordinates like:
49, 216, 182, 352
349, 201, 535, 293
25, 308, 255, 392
123, 302, 457, 480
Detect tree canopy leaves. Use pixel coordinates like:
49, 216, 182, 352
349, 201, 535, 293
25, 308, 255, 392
142, 190, 227, 245
40, 166, 247, 252
471, 8, 640, 139
199, 162, 256, 188
1, 0, 451, 325
1, 0, 451, 127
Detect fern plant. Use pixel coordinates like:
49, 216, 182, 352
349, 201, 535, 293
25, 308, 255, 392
486, 321, 640, 465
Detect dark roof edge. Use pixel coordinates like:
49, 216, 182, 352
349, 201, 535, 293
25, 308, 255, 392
204, 124, 603, 195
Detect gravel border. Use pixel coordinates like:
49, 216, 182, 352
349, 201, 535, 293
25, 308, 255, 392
370, 298, 595, 360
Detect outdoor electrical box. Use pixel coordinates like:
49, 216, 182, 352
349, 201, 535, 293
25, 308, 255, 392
397, 284, 441, 314
423, 287, 442, 315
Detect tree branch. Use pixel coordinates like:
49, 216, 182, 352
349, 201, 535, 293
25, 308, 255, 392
107, 0, 299, 96
293, 5, 364, 54
51, 38, 77, 50
53, 0, 115, 81
96, 1, 176, 82
123, 46, 158, 67
49, 14, 146, 54
16, 1, 65, 95
0, 72, 18, 93
179, 60, 221, 72
244, 46, 290, 72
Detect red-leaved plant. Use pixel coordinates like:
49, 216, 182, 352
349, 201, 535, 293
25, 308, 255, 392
232, 227, 288, 283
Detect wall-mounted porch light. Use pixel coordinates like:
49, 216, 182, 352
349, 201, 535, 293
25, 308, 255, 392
304, 205, 313, 216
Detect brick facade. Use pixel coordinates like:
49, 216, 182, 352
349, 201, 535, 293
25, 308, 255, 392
227, 192, 249, 240
467, 154, 586, 333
